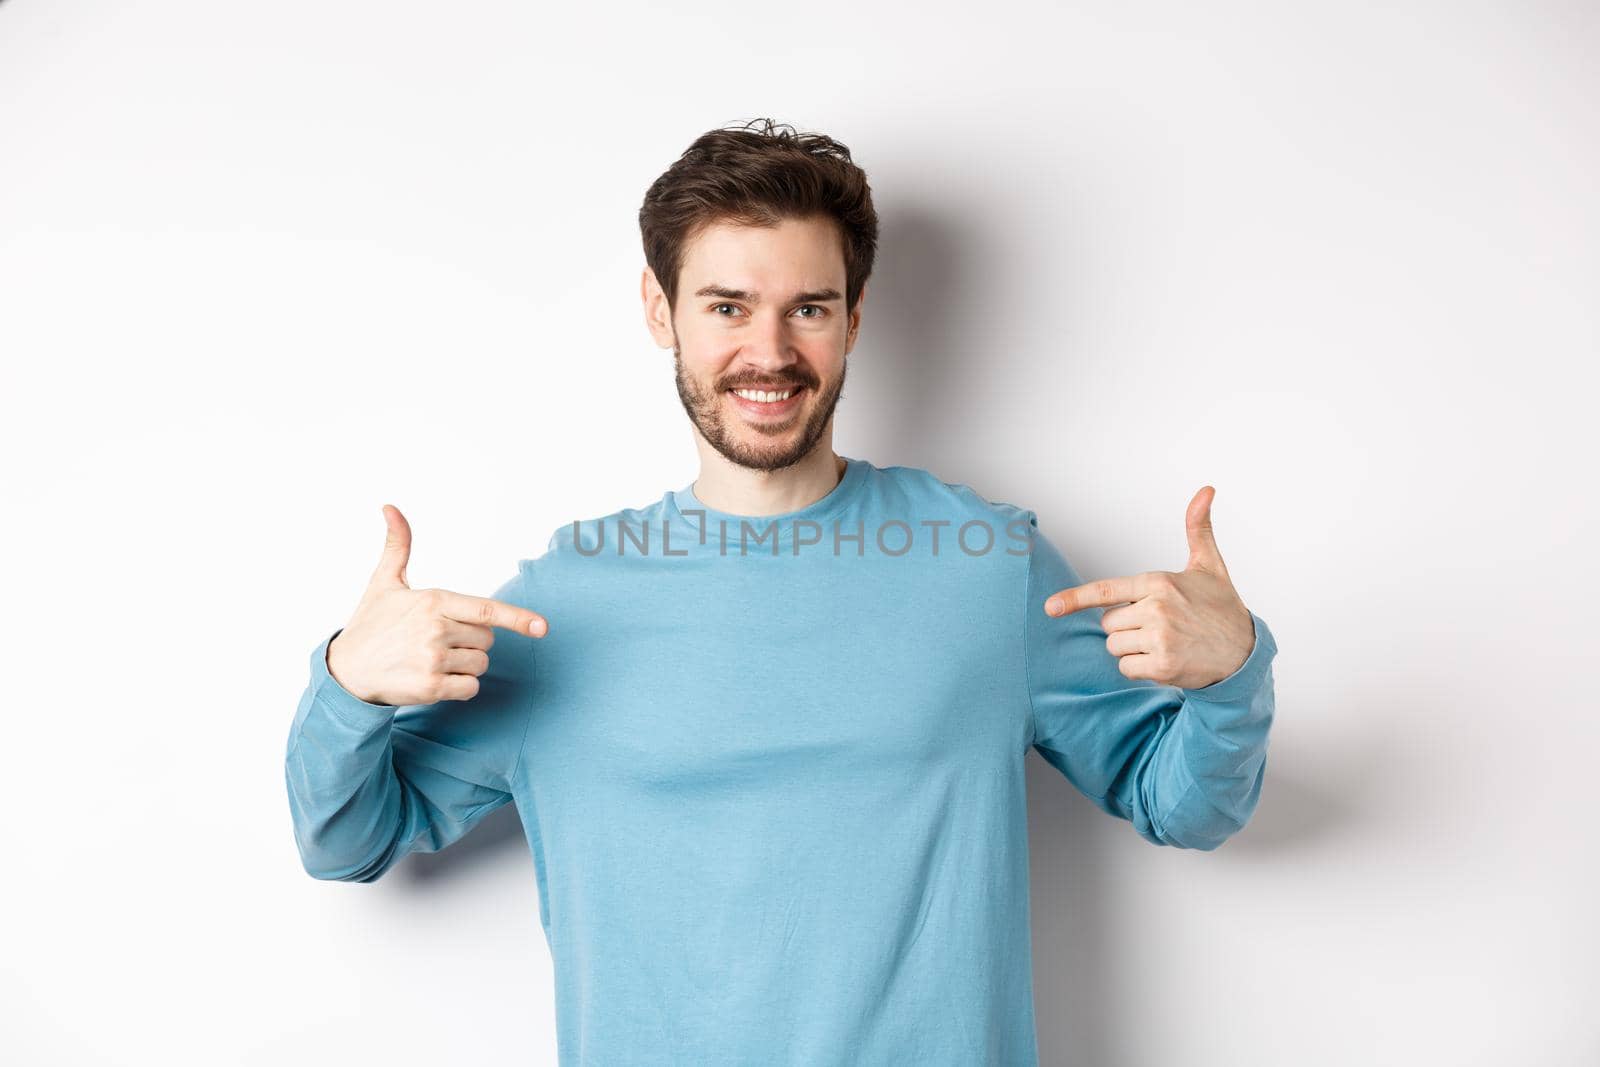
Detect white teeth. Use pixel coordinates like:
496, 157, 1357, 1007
732, 388, 794, 403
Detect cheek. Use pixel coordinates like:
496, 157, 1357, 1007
809, 350, 847, 380
673, 329, 729, 365
678, 349, 739, 389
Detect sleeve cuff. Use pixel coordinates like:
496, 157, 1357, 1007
310, 628, 398, 720
1181, 610, 1278, 704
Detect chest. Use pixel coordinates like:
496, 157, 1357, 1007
520, 552, 1029, 795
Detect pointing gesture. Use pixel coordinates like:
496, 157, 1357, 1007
326, 504, 549, 707
1042, 486, 1256, 689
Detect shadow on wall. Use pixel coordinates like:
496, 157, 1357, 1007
1027, 716, 1395, 1065
396, 802, 527, 886
834, 196, 1004, 474
1026, 754, 1122, 1067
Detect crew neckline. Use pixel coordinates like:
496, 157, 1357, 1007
670, 454, 869, 530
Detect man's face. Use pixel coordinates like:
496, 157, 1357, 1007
643, 214, 863, 473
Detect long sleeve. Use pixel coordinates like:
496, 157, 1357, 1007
1023, 515, 1278, 851
284, 567, 538, 881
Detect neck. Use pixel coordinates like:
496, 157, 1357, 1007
690, 441, 846, 518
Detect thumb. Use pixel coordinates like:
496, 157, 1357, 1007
1184, 485, 1229, 576
370, 503, 412, 589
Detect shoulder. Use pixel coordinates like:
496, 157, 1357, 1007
510, 490, 678, 599
865, 460, 1038, 538
531, 491, 674, 561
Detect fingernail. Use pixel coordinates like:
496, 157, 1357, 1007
1046, 597, 1063, 616
531, 619, 547, 637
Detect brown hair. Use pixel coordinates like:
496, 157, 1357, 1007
638, 117, 879, 317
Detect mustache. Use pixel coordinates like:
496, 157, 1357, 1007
719, 375, 813, 391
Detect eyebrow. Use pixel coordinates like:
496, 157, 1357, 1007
694, 285, 843, 305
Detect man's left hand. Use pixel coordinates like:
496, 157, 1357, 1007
1042, 486, 1256, 689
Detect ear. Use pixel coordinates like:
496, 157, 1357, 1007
641, 267, 676, 349
844, 281, 867, 355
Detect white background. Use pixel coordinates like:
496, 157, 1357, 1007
2, 1, 1595, 1063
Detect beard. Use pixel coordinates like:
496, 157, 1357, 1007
672, 344, 848, 473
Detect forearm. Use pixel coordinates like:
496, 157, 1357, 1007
284, 630, 411, 882
1145, 611, 1278, 850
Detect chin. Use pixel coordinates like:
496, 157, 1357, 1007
722, 437, 814, 472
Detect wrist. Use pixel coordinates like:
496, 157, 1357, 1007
326, 633, 385, 706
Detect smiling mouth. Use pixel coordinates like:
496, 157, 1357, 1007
725, 384, 806, 416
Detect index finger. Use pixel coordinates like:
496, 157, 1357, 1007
435, 589, 548, 637
1044, 575, 1142, 617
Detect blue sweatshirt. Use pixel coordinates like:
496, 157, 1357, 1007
284, 456, 1277, 1065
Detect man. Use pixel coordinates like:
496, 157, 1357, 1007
284, 118, 1277, 1065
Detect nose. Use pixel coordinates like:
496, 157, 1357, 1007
739, 311, 801, 376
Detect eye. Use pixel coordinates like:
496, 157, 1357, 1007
794, 305, 826, 319
711, 303, 742, 317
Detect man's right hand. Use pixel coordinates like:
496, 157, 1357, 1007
325, 504, 548, 707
